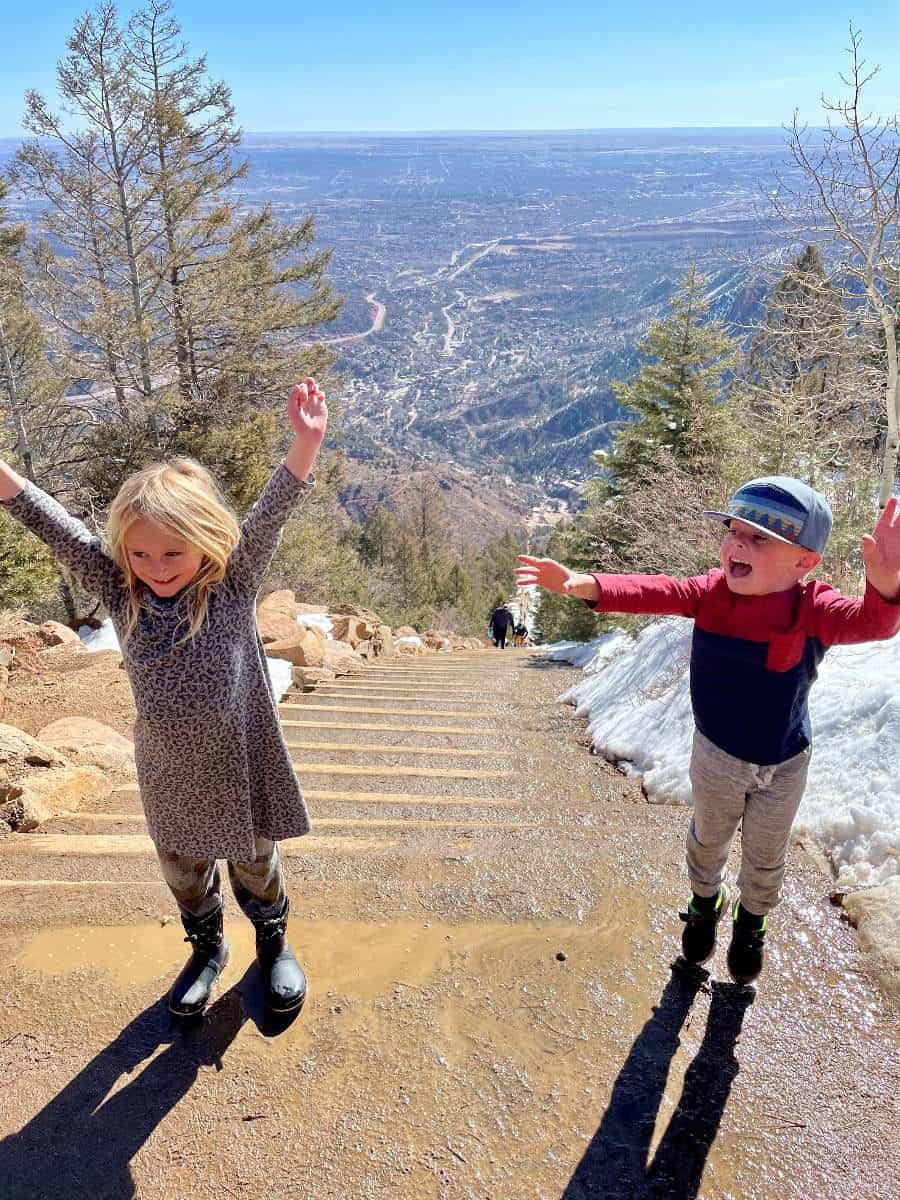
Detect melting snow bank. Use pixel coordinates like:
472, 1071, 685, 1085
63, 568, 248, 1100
78, 618, 294, 701
544, 620, 900, 887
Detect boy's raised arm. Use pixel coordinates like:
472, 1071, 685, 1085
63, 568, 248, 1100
515, 555, 708, 618
514, 556, 600, 602
813, 498, 900, 645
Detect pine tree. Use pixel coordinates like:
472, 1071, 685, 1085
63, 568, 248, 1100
14, 1, 341, 501
585, 266, 742, 573
601, 266, 740, 489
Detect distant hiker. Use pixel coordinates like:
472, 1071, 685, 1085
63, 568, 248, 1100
0, 380, 328, 1019
513, 622, 528, 647
490, 604, 515, 649
517, 477, 900, 987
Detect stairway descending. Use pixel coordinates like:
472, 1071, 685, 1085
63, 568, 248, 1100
0, 649, 536, 891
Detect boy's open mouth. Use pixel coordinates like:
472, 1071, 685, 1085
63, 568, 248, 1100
729, 558, 752, 579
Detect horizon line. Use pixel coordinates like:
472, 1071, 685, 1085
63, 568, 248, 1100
0, 123, 794, 141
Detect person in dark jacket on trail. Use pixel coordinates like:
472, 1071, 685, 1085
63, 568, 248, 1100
489, 604, 515, 648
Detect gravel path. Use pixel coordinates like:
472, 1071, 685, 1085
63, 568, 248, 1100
0, 650, 897, 1199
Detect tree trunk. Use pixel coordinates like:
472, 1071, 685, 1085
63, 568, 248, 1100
0, 316, 35, 481
876, 313, 900, 509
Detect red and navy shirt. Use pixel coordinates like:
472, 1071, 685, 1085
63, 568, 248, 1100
588, 569, 900, 765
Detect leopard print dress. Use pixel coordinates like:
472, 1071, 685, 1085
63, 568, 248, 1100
3, 465, 313, 860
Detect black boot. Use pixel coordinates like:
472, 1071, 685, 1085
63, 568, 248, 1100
254, 899, 307, 1013
727, 902, 767, 986
679, 886, 727, 965
169, 906, 229, 1018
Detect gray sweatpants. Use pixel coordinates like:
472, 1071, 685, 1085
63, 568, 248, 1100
687, 730, 812, 917
155, 836, 286, 923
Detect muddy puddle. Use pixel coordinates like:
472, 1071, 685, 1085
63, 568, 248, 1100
8, 904, 654, 1056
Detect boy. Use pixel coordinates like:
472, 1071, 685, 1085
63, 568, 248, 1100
515, 476, 900, 985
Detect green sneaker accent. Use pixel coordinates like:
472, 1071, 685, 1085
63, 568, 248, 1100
688, 888, 725, 918
732, 899, 767, 931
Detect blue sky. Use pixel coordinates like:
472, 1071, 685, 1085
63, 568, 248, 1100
2, 1, 898, 135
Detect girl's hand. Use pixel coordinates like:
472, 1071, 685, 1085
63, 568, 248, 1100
515, 555, 599, 602
284, 378, 328, 482
288, 378, 328, 444
862, 497, 900, 601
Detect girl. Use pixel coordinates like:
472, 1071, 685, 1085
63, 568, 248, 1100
0, 380, 327, 1018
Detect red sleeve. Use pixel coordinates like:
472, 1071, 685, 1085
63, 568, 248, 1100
808, 579, 900, 646
587, 571, 712, 618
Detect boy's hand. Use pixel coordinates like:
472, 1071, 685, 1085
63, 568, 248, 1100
515, 555, 599, 602
288, 378, 328, 444
284, 378, 328, 482
862, 498, 900, 601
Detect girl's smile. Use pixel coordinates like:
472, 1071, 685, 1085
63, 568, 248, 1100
124, 517, 205, 597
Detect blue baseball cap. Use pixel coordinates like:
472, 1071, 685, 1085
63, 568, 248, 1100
703, 476, 833, 555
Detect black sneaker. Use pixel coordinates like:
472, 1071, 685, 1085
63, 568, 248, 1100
679, 887, 727, 965
727, 902, 767, 985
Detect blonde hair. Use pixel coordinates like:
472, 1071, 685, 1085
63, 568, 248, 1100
106, 458, 240, 643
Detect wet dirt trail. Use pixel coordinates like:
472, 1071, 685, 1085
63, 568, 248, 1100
0, 650, 897, 1200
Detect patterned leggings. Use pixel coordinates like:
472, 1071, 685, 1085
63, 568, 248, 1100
155, 836, 286, 922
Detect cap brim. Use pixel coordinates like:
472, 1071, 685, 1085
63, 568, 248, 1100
701, 510, 796, 547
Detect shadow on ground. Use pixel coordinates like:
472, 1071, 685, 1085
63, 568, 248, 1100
562, 967, 754, 1200
0, 968, 300, 1200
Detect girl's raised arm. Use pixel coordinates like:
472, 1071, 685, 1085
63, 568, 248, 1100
229, 381, 327, 593
0, 457, 122, 603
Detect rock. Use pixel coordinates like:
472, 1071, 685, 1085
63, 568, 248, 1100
291, 666, 336, 690
1, 764, 111, 831
394, 626, 418, 638
0, 723, 67, 778
421, 630, 445, 650
37, 717, 136, 776
842, 880, 900, 999
38, 621, 82, 648
330, 602, 387, 627
397, 640, 428, 656
374, 625, 394, 658
323, 640, 366, 675
331, 614, 375, 648
355, 639, 374, 659
256, 590, 300, 643
296, 602, 329, 615
265, 627, 325, 668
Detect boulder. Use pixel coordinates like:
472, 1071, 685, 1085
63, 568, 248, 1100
331, 614, 375, 648
38, 621, 82, 648
323, 640, 366, 675
373, 625, 394, 658
296, 602, 329, 615
421, 630, 445, 650
395, 626, 418, 639
0, 723, 67, 778
37, 717, 136, 776
291, 666, 336, 691
265, 627, 325, 668
256, 590, 300, 643
397, 640, 428, 656
330, 602, 387, 627
0, 722, 111, 831
1, 764, 111, 831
